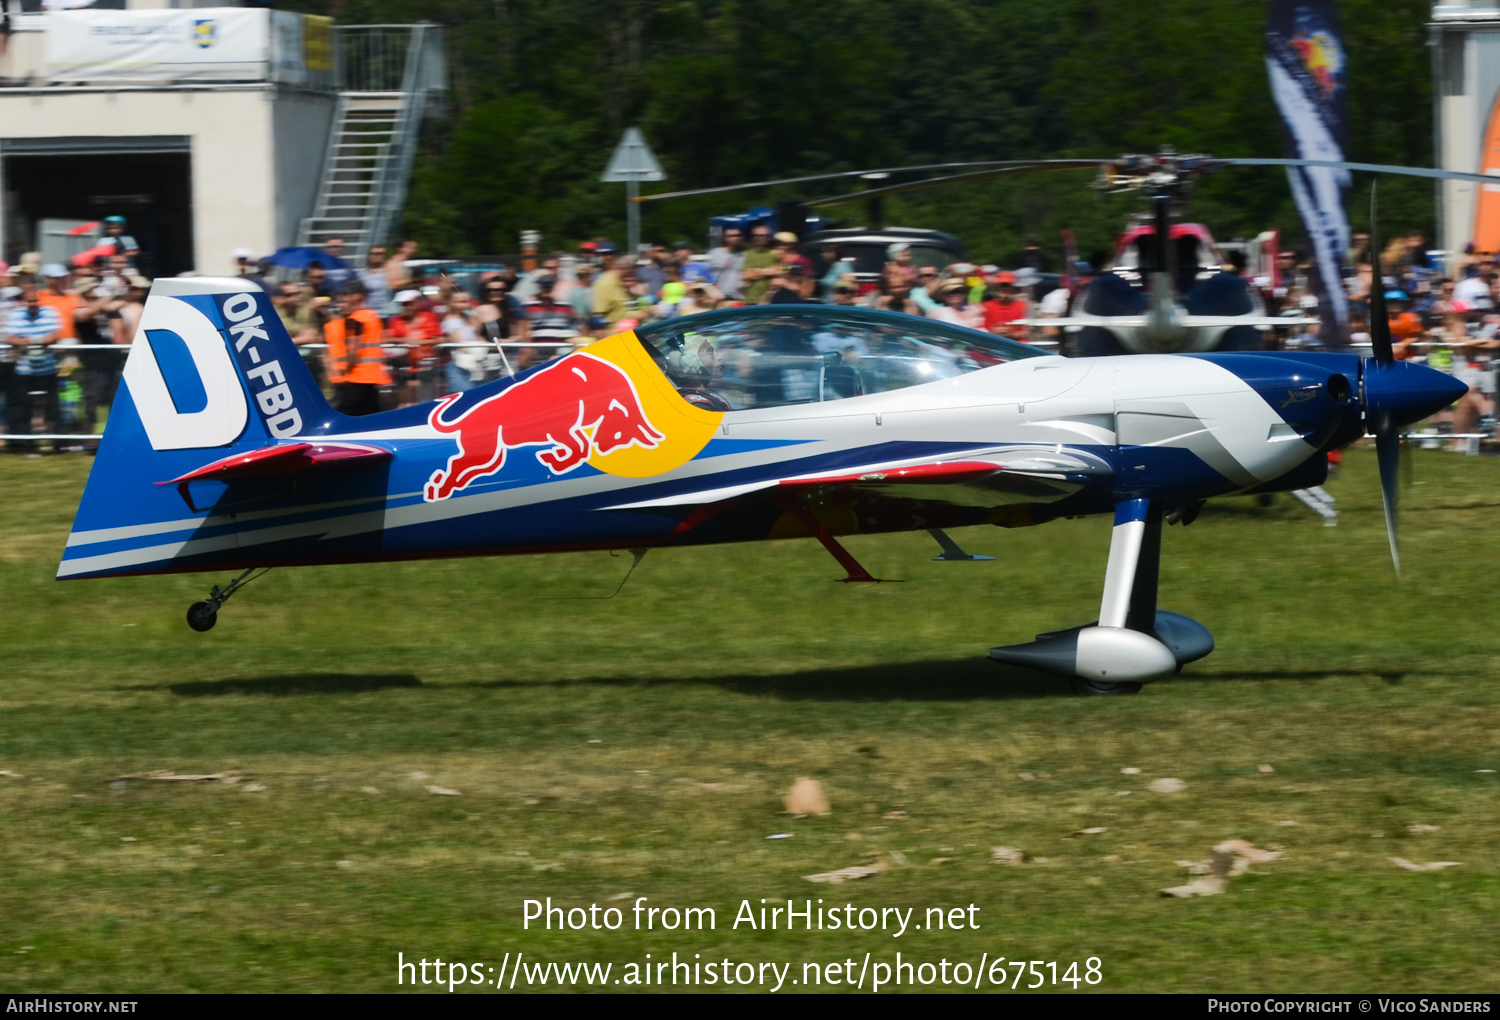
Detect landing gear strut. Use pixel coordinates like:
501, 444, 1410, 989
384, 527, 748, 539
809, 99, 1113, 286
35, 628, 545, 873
989, 499, 1215, 694
186, 567, 269, 632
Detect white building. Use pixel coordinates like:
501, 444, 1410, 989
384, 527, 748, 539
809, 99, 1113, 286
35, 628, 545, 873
1431, 0, 1500, 263
0, 2, 442, 277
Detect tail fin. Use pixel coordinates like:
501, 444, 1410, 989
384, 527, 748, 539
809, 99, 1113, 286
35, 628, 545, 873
59, 277, 362, 579
123, 276, 333, 448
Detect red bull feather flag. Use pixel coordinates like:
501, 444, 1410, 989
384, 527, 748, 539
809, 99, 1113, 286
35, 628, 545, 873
1266, 0, 1350, 346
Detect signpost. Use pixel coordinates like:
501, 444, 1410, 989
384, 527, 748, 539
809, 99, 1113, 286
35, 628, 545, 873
601, 127, 665, 257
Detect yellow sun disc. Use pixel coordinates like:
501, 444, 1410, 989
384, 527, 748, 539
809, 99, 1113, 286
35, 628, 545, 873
579, 331, 723, 478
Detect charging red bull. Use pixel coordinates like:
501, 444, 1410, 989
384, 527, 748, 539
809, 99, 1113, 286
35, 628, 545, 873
424, 352, 666, 502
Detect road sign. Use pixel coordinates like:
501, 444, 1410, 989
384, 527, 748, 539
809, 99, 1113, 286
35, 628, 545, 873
603, 128, 665, 254
602, 127, 666, 182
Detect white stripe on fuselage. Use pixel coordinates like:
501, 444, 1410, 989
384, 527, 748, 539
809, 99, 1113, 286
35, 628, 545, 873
61, 354, 1311, 573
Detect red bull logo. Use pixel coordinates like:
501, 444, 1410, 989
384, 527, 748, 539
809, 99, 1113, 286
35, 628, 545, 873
424, 352, 666, 502
1289, 28, 1343, 97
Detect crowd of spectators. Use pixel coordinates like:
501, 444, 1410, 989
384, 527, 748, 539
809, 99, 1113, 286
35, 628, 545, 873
0, 219, 145, 452
5, 219, 1500, 451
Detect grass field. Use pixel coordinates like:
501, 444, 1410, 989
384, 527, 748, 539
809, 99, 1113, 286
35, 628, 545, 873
1, 448, 1497, 993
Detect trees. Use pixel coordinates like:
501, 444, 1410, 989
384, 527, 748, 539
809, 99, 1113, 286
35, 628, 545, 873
286, 0, 1435, 260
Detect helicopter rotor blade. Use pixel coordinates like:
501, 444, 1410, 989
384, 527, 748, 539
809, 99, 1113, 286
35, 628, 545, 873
798, 160, 1104, 209
634, 154, 1500, 205
631, 160, 1100, 203
1218, 157, 1500, 188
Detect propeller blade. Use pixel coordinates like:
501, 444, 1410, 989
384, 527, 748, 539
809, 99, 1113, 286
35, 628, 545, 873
1367, 184, 1394, 363
631, 160, 1099, 203
1375, 404, 1401, 576
1219, 157, 1500, 187
1364, 182, 1400, 573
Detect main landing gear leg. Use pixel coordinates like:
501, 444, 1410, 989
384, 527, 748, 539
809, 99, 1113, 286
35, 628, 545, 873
186, 567, 269, 632
988, 499, 1215, 694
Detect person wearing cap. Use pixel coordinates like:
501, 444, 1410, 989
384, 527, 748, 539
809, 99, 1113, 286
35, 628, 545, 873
982, 271, 1030, 340
101, 217, 139, 270
323, 280, 390, 415
1384, 290, 1424, 359
387, 287, 443, 406
929, 278, 981, 329
883, 243, 917, 292
37, 264, 83, 342
772, 232, 814, 280
525, 274, 584, 369
4, 274, 64, 451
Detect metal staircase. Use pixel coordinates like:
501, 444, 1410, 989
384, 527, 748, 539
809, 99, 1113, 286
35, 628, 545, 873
297, 24, 446, 265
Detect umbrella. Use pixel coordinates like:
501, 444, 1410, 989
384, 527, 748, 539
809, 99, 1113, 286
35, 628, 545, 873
262, 247, 353, 272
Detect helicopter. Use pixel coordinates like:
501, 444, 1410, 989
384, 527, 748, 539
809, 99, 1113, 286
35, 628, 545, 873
635, 150, 1500, 355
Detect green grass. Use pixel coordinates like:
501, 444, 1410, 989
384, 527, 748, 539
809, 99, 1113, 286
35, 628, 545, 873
1, 448, 1497, 993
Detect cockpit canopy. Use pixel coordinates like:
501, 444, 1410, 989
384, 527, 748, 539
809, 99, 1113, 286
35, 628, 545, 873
634, 306, 1044, 412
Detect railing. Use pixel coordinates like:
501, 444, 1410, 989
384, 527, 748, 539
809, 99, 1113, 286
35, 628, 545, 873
335, 25, 444, 97
0, 339, 580, 443
0, 17, 447, 95
362, 24, 442, 258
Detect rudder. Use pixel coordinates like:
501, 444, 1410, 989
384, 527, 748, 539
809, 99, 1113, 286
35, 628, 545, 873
59, 277, 346, 578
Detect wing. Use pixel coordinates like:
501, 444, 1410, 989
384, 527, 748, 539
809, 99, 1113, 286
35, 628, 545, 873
598, 446, 1114, 537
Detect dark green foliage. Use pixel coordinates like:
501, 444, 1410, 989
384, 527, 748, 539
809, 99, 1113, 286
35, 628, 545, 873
281, 0, 1435, 261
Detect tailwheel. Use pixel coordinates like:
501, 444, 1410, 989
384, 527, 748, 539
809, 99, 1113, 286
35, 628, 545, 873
1069, 677, 1142, 696
183, 567, 270, 632
186, 601, 218, 632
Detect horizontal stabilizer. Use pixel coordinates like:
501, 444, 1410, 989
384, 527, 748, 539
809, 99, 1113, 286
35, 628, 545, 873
158, 442, 392, 511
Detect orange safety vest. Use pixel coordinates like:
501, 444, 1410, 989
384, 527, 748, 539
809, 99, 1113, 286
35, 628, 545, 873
323, 309, 391, 385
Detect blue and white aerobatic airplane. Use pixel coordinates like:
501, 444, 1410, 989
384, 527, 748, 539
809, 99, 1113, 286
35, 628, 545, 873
59, 274, 1462, 693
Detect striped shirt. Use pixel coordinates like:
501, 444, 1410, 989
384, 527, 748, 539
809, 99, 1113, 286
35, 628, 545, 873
4, 303, 63, 376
